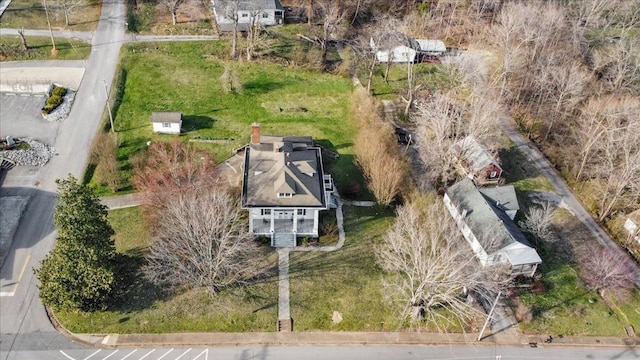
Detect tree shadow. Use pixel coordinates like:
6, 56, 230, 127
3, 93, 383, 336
181, 115, 215, 133
110, 250, 166, 312
242, 79, 286, 95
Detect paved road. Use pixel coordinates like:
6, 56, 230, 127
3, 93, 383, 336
0, 0, 126, 357
498, 117, 640, 285
4, 344, 640, 360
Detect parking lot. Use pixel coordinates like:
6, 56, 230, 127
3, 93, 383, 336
58, 348, 213, 360
0, 93, 60, 146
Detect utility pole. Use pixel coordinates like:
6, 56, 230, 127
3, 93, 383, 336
43, 0, 57, 57
103, 80, 115, 132
477, 290, 502, 341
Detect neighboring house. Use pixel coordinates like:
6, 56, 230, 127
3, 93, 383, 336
370, 35, 446, 63
444, 178, 542, 277
452, 136, 502, 184
624, 210, 640, 243
241, 123, 334, 247
212, 0, 284, 32
151, 111, 182, 134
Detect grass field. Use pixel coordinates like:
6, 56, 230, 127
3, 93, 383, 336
89, 41, 361, 197
0, 35, 90, 61
289, 205, 396, 331
0, 0, 101, 31
56, 206, 279, 333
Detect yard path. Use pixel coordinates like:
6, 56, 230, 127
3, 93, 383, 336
0, 28, 94, 43
276, 192, 349, 328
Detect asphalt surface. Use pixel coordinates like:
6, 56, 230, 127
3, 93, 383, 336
0, 0, 126, 357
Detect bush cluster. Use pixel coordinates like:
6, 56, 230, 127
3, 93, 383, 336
42, 86, 66, 114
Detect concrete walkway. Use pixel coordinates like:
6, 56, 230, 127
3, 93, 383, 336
100, 193, 142, 210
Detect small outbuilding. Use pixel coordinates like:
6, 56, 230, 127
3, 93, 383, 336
624, 209, 640, 244
151, 112, 182, 134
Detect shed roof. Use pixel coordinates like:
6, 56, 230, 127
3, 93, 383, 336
212, 0, 283, 11
446, 178, 541, 266
151, 112, 182, 123
453, 136, 501, 174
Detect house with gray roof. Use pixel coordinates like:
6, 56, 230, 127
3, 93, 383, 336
452, 136, 502, 184
212, 0, 284, 32
241, 123, 334, 247
444, 178, 541, 277
151, 111, 182, 134
370, 34, 446, 63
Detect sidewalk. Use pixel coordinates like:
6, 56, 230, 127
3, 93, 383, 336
100, 193, 142, 210
71, 331, 639, 348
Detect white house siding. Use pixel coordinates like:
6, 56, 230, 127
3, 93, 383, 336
249, 208, 319, 236
152, 122, 180, 134
624, 218, 640, 243
376, 46, 416, 63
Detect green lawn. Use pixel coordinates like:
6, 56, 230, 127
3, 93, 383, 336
0, 35, 91, 61
90, 41, 360, 197
56, 206, 279, 333
0, 0, 101, 31
289, 205, 396, 331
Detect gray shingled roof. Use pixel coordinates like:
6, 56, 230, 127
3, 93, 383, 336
479, 185, 519, 214
212, 0, 283, 11
242, 134, 326, 208
446, 178, 541, 266
151, 112, 182, 123
453, 136, 501, 174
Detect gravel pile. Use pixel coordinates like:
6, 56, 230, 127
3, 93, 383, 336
42, 90, 76, 122
0, 138, 56, 166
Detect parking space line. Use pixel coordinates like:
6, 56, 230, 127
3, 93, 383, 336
156, 349, 174, 360
120, 349, 137, 360
101, 350, 119, 360
60, 350, 76, 360
83, 349, 101, 360
174, 349, 192, 360
1, 255, 31, 297
137, 349, 155, 360
193, 349, 208, 360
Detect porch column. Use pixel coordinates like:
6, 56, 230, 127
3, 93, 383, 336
313, 210, 319, 236
270, 211, 275, 233
293, 209, 298, 233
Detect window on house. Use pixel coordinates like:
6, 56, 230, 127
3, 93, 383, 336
297, 209, 306, 216
262, 13, 268, 18
241, 13, 248, 17
490, 171, 498, 178
162, 122, 171, 128
261, 209, 271, 216
277, 193, 293, 198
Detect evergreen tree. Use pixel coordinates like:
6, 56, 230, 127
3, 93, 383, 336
35, 175, 116, 311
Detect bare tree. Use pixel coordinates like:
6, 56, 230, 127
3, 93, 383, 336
316, 0, 347, 62
17, 28, 28, 51
143, 188, 262, 293
413, 88, 499, 185
132, 141, 218, 217
519, 202, 557, 246
572, 95, 640, 220
592, 32, 640, 95
219, 63, 243, 93
49, 0, 86, 26
376, 195, 508, 329
160, 0, 186, 25
353, 88, 407, 205
581, 246, 636, 298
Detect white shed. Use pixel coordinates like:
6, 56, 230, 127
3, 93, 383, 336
151, 112, 182, 134
375, 45, 417, 63
415, 39, 447, 56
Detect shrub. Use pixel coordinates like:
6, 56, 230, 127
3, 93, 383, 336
42, 91, 65, 114
52, 86, 67, 97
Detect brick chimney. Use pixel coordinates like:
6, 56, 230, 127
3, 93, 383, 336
251, 123, 260, 144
